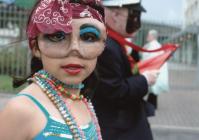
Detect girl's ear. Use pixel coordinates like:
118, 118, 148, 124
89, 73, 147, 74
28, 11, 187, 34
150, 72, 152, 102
31, 40, 41, 58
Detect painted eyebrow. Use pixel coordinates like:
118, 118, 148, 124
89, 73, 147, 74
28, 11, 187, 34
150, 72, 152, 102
80, 24, 101, 37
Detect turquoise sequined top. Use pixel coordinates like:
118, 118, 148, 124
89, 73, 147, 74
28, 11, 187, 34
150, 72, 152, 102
17, 94, 98, 140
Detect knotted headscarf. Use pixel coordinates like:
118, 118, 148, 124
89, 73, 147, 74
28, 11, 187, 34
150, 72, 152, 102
27, 0, 104, 48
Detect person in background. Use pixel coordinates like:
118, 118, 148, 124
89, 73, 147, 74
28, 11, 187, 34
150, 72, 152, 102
141, 29, 169, 109
92, 0, 159, 140
0, 0, 106, 140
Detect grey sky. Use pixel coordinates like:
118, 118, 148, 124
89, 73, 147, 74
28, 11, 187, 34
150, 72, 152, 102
141, 0, 184, 24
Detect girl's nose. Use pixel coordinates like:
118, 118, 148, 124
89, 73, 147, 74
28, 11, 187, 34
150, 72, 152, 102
67, 39, 82, 57
70, 40, 80, 51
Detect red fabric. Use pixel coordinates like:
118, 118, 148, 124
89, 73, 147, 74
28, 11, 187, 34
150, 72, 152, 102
138, 44, 178, 73
107, 27, 179, 72
27, 0, 104, 47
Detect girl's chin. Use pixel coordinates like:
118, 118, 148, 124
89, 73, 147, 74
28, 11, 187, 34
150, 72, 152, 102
58, 71, 89, 85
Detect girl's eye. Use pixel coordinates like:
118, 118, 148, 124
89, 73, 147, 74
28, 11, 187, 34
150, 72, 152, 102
80, 32, 99, 42
45, 31, 66, 42
80, 26, 100, 43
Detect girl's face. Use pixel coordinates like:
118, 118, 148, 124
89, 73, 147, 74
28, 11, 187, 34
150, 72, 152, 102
33, 18, 106, 84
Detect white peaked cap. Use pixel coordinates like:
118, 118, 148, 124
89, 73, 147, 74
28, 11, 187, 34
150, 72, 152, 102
102, 0, 141, 7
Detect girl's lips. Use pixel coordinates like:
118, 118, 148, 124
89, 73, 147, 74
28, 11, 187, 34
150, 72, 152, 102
61, 64, 84, 75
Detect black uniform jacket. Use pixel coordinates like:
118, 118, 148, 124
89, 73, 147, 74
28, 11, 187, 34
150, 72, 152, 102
92, 36, 154, 140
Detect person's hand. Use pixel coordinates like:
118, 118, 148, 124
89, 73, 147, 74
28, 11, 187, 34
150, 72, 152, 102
142, 70, 160, 86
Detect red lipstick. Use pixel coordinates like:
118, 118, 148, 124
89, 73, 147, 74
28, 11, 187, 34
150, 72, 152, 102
61, 64, 83, 75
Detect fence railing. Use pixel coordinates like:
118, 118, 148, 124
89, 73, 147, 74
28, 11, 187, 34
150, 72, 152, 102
0, 41, 30, 76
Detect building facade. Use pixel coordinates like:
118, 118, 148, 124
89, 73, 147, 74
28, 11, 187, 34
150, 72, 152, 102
184, 0, 199, 27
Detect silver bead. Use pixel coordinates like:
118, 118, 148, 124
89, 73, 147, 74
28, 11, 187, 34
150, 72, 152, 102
59, 107, 64, 111
61, 110, 67, 115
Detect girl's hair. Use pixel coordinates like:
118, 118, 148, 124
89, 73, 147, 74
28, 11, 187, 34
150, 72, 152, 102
13, 56, 43, 88
82, 70, 99, 98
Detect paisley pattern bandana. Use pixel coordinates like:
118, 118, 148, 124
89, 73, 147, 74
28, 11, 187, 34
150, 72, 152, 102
27, 0, 104, 45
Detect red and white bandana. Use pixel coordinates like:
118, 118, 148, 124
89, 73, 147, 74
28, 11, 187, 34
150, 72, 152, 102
27, 0, 104, 41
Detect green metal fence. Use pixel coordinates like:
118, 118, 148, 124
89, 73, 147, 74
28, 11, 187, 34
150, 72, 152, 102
0, 3, 30, 92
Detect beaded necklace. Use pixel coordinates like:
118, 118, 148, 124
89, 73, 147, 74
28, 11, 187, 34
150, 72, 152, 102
34, 70, 84, 100
31, 70, 102, 140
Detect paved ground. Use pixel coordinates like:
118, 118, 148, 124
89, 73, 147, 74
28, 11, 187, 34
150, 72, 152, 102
0, 63, 199, 139
149, 63, 199, 128
149, 63, 199, 140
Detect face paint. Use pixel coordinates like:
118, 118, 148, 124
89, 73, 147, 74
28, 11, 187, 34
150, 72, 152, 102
80, 25, 100, 43
126, 10, 141, 34
37, 18, 106, 60
80, 25, 100, 42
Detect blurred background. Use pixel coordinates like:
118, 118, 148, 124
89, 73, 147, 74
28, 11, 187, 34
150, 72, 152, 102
0, 0, 198, 140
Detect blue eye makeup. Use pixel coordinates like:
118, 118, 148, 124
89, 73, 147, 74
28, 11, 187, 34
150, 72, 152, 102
44, 31, 66, 42
80, 25, 100, 42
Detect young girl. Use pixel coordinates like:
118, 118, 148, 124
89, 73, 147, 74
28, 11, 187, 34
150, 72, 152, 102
0, 0, 106, 140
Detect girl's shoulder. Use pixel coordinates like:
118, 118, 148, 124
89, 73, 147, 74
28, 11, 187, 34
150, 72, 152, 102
0, 83, 43, 125
0, 94, 36, 140
1, 93, 36, 121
